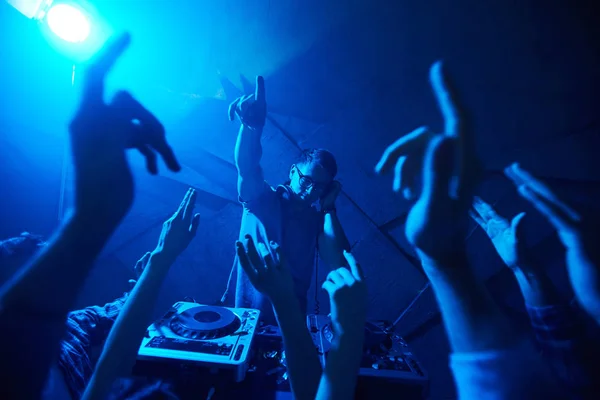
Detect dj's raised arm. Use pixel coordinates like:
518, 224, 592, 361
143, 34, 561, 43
229, 76, 267, 203
227, 76, 348, 323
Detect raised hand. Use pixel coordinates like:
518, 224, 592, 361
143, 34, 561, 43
235, 236, 295, 303
470, 197, 528, 269
320, 180, 342, 211
322, 251, 367, 337
154, 188, 201, 262
505, 163, 600, 321
375, 126, 436, 200
69, 33, 180, 226
228, 76, 267, 130
378, 62, 480, 263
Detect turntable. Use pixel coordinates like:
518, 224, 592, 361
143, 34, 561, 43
137, 302, 260, 382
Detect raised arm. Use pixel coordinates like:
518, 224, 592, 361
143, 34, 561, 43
229, 76, 268, 202
0, 33, 181, 399
236, 237, 322, 400
376, 62, 559, 399
83, 189, 200, 400
316, 251, 367, 400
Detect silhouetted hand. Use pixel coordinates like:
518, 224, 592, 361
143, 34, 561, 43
470, 197, 529, 269
236, 236, 295, 303
377, 62, 481, 264
154, 188, 201, 262
322, 251, 367, 337
228, 76, 267, 130
505, 162, 600, 321
69, 33, 180, 226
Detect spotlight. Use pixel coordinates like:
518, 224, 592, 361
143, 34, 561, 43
6, 0, 108, 61
46, 3, 90, 43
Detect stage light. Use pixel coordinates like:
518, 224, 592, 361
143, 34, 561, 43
46, 3, 90, 43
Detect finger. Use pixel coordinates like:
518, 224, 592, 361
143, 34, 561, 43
228, 97, 242, 121
112, 91, 181, 172
256, 242, 271, 263
244, 235, 265, 272
393, 156, 407, 193
136, 144, 158, 175
175, 189, 193, 218
255, 76, 266, 104
421, 136, 456, 202
472, 196, 500, 222
375, 126, 432, 175
263, 251, 276, 270
269, 241, 285, 269
392, 156, 419, 199
156, 143, 181, 172
509, 163, 577, 217
343, 250, 365, 281
503, 164, 526, 186
508, 163, 581, 223
402, 154, 421, 200
134, 251, 152, 276
236, 241, 258, 279
322, 280, 336, 297
468, 209, 486, 228
429, 61, 463, 138
326, 270, 344, 286
510, 212, 526, 239
83, 33, 131, 105
183, 189, 197, 222
518, 185, 579, 234
336, 267, 356, 286
430, 61, 477, 201
189, 213, 201, 236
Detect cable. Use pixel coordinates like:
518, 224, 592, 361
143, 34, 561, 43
314, 236, 320, 315
392, 282, 431, 329
58, 65, 77, 222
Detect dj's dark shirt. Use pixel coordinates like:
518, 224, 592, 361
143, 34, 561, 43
58, 294, 127, 399
231, 183, 323, 324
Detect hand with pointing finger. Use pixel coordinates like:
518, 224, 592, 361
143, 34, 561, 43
69, 33, 180, 226
377, 62, 481, 264
322, 251, 367, 337
228, 76, 267, 130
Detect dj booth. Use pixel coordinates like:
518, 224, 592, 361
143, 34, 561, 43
133, 302, 430, 399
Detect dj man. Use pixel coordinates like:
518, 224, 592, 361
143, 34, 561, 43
225, 76, 350, 324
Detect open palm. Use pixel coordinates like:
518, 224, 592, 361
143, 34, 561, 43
470, 196, 527, 269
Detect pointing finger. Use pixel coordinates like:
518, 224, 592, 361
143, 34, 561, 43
255, 76, 266, 104
343, 250, 364, 281
429, 61, 463, 138
83, 33, 131, 106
